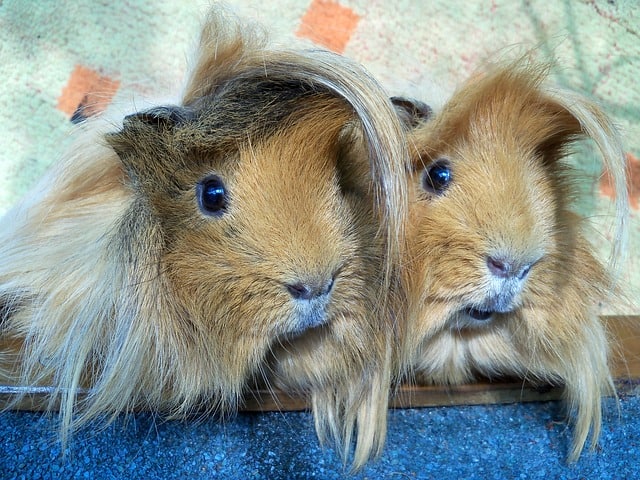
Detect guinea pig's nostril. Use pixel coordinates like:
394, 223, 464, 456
286, 277, 334, 300
487, 256, 512, 278
487, 255, 536, 280
518, 263, 532, 280
286, 282, 311, 300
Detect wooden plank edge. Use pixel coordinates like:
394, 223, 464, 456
3, 380, 638, 414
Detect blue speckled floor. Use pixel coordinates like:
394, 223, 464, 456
2, 395, 639, 479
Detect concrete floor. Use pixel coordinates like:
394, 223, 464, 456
2, 395, 639, 479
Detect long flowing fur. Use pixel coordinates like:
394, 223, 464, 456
0, 8, 409, 469
398, 59, 628, 461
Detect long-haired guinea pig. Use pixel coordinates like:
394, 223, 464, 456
396, 60, 628, 461
0, 9, 408, 468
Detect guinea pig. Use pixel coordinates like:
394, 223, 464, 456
396, 59, 629, 461
0, 9, 408, 468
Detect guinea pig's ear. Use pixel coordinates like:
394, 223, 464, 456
107, 105, 193, 177
106, 105, 193, 159
390, 96, 433, 130
122, 105, 193, 131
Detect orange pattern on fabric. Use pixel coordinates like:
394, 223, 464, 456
600, 152, 640, 210
296, 0, 360, 53
57, 65, 120, 118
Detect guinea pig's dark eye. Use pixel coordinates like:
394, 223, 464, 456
197, 175, 228, 216
422, 159, 452, 195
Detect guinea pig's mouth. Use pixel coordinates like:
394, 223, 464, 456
459, 287, 522, 324
286, 300, 332, 337
460, 303, 519, 325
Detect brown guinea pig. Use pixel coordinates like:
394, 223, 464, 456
0, 9, 408, 469
397, 59, 629, 461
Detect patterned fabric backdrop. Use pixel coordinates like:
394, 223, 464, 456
1, 0, 638, 310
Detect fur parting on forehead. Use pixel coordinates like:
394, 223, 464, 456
187, 73, 343, 146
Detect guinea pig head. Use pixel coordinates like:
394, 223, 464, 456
404, 67, 578, 336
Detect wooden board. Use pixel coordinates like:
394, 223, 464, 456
2, 316, 638, 413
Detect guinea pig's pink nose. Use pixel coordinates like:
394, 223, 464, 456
286, 277, 334, 301
486, 255, 533, 280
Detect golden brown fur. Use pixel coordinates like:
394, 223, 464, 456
0, 9, 409, 469
398, 60, 629, 461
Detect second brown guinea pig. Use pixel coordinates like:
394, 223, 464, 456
0, 8, 408, 469
397, 59, 629, 461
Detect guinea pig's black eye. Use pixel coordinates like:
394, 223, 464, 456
422, 159, 452, 195
197, 175, 228, 216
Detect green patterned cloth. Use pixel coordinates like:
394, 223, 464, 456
1, 0, 637, 310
